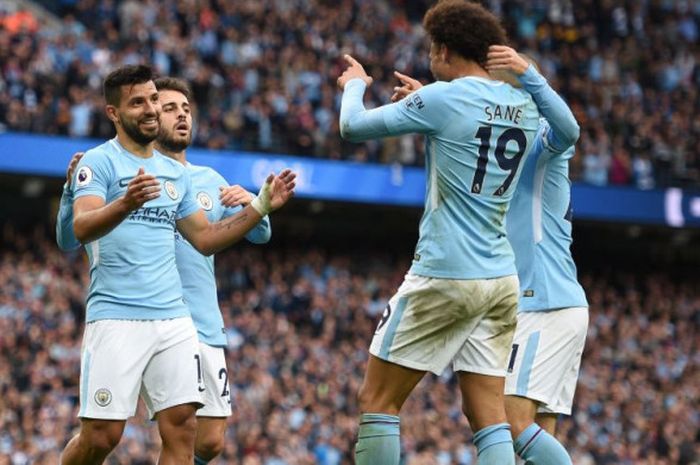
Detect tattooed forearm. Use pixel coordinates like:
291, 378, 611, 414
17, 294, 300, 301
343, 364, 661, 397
213, 212, 250, 231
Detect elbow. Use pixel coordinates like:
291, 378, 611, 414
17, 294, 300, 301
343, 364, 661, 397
556, 120, 580, 150
73, 221, 89, 244
562, 118, 581, 147
191, 238, 216, 256
248, 231, 272, 244
339, 121, 364, 143
568, 121, 581, 146
339, 124, 353, 141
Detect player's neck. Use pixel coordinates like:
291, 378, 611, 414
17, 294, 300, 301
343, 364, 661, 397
116, 133, 153, 158
450, 59, 492, 81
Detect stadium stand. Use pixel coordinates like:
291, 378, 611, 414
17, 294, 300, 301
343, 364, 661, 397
0, 1, 699, 464
0, 224, 697, 465
1, 0, 699, 186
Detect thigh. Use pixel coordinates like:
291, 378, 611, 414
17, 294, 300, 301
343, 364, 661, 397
358, 354, 426, 414
457, 371, 508, 433
79, 320, 155, 420
368, 274, 481, 375
197, 343, 232, 418
141, 318, 204, 419
453, 275, 519, 376
505, 307, 588, 415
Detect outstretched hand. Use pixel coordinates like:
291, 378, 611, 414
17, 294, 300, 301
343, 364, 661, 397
390, 71, 423, 102
250, 169, 296, 216
337, 54, 373, 90
123, 167, 160, 211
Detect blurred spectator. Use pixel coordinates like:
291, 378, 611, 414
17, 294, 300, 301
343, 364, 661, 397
0, 0, 698, 187
0, 223, 697, 464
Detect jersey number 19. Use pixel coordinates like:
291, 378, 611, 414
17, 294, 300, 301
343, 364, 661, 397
471, 126, 527, 196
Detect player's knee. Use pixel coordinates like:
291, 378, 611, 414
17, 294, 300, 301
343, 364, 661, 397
461, 397, 508, 432
82, 423, 123, 454
357, 381, 376, 412
357, 382, 399, 414
505, 411, 532, 438
159, 405, 198, 445
196, 432, 225, 460
504, 397, 538, 438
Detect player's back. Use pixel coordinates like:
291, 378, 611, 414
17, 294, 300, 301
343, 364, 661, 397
73, 139, 198, 321
408, 77, 540, 280
506, 120, 588, 311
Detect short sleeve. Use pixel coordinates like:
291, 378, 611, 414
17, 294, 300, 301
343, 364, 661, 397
72, 150, 112, 200
176, 168, 201, 220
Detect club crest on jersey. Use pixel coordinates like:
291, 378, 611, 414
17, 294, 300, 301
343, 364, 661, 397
76, 166, 93, 187
164, 181, 178, 200
94, 388, 112, 407
197, 192, 213, 211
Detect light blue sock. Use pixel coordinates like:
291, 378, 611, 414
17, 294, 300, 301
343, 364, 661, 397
194, 455, 210, 465
354, 413, 400, 465
473, 423, 515, 465
514, 423, 573, 465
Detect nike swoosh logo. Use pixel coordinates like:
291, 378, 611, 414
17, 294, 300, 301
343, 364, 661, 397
198, 387, 206, 392
118, 178, 131, 187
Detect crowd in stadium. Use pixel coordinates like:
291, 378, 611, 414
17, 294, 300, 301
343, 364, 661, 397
0, 0, 699, 187
0, 225, 697, 465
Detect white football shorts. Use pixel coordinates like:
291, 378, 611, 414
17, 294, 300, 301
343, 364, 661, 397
369, 273, 519, 376
78, 317, 204, 420
504, 307, 589, 415
196, 342, 232, 417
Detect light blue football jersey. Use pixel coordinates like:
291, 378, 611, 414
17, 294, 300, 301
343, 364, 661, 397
175, 163, 271, 347
72, 138, 200, 322
341, 77, 540, 279
506, 66, 588, 312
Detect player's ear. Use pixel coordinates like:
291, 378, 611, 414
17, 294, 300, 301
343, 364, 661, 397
440, 43, 449, 63
105, 105, 119, 124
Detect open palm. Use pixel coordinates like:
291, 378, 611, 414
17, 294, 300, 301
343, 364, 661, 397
269, 169, 297, 211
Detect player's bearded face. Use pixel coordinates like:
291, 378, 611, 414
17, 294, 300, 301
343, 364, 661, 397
157, 89, 193, 153
115, 82, 161, 145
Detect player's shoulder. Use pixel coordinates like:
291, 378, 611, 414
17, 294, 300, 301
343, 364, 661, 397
81, 139, 118, 162
187, 162, 219, 177
77, 139, 121, 180
152, 151, 190, 176
187, 163, 226, 184
414, 80, 453, 100
401, 80, 459, 115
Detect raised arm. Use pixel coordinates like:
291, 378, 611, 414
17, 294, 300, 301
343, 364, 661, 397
338, 54, 441, 142
177, 170, 293, 255
487, 45, 580, 152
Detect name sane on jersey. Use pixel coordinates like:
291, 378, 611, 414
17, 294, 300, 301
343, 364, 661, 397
484, 105, 524, 124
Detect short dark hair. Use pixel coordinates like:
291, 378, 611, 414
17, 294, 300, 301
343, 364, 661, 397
423, 1, 507, 67
154, 77, 192, 100
103, 65, 154, 106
